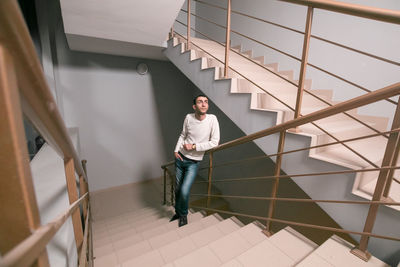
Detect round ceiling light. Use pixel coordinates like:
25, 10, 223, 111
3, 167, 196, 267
137, 63, 148, 75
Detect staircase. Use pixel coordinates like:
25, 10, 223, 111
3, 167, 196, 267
163, 35, 400, 262
92, 205, 390, 266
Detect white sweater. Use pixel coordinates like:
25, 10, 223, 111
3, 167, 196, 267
174, 113, 220, 161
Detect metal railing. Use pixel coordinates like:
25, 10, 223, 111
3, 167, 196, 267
165, 0, 400, 261
172, 7, 396, 169
0, 0, 91, 266
162, 82, 400, 261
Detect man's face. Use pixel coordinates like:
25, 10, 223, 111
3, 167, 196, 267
193, 96, 209, 115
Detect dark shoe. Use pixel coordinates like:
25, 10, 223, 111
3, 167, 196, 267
170, 214, 180, 222
178, 216, 187, 227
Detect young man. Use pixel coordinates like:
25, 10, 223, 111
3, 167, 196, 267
171, 95, 220, 227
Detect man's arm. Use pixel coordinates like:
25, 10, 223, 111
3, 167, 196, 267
195, 116, 220, 152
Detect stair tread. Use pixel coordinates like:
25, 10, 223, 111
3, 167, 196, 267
297, 235, 390, 267
269, 226, 317, 264
148, 214, 221, 250
171, 222, 266, 265
173, 246, 222, 267
117, 217, 240, 265
235, 239, 295, 267
315, 136, 386, 168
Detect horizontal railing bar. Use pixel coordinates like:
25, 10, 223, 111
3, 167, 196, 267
161, 161, 174, 168
304, 88, 390, 138
228, 31, 299, 86
176, 14, 300, 85
191, 206, 400, 241
232, 10, 304, 35
0, 193, 88, 267
308, 63, 398, 106
280, 0, 400, 25
193, 0, 400, 69
230, 29, 302, 62
0, 0, 87, 181
193, 165, 400, 184
197, 128, 400, 171
194, 0, 227, 11
211, 82, 400, 152
192, 193, 400, 206
311, 34, 400, 68
182, 6, 303, 62
180, 9, 226, 30
194, 0, 305, 35
309, 121, 378, 167
173, 27, 295, 111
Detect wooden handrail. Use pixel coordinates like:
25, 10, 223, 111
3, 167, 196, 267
195, 128, 400, 172
280, 0, 400, 25
0, 0, 86, 181
192, 166, 400, 184
212, 82, 400, 152
161, 161, 174, 168
0, 193, 88, 267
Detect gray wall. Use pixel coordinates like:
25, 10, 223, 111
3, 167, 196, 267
192, 0, 400, 127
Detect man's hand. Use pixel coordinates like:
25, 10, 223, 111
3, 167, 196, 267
183, 144, 195, 151
174, 152, 183, 161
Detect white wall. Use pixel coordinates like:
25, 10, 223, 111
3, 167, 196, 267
194, 0, 400, 127
54, 16, 204, 192
57, 47, 165, 191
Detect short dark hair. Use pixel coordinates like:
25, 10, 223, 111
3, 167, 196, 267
193, 94, 208, 105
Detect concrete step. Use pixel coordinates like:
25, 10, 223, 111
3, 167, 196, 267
119, 217, 242, 266
296, 235, 390, 267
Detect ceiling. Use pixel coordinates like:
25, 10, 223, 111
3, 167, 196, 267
59, 0, 185, 60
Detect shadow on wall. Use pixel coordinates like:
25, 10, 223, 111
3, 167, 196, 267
149, 65, 355, 246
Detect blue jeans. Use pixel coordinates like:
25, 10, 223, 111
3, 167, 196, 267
174, 156, 200, 216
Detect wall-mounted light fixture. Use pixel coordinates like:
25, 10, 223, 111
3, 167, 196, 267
136, 63, 148, 75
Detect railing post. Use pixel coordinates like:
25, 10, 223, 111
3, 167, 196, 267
383, 130, 400, 198
81, 159, 88, 176
224, 0, 232, 78
163, 168, 167, 205
187, 0, 191, 50
0, 45, 50, 266
294, 7, 314, 120
166, 168, 175, 206
64, 158, 84, 252
169, 27, 174, 39
206, 152, 214, 208
79, 175, 88, 219
264, 131, 286, 236
351, 100, 400, 261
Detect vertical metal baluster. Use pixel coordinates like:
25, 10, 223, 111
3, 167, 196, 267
224, 0, 232, 78
264, 131, 286, 236
352, 100, 400, 261
294, 7, 314, 121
